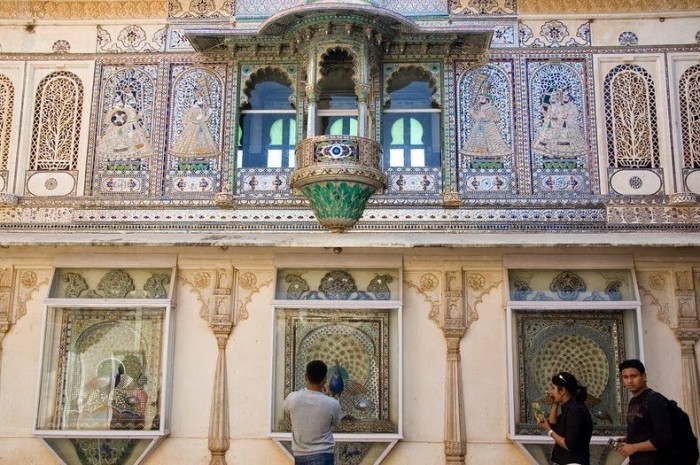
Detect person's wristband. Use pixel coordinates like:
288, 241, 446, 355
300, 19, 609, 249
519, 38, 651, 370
547, 430, 555, 438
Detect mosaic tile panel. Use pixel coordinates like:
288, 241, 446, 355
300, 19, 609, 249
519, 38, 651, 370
234, 0, 296, 17
90, 65, 159, 196
491, 25, 517, 47
165, 28, 194, 51
0, 73, 14, 172
383, 0, 447, 16
457, 61, 515, 197
29, 71, 83, 172
515, 309, 627, 436
164, 64, 226, 197
236, 169, 293, 194
680, 64, 700, 170
279, 308, 394, 434
526, 60, 592, 196
603, 64, 660, 170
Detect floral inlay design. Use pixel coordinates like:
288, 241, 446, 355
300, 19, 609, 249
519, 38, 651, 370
550, 271, 587, 300
604, 64, 659, 169
0, 74, 14, 171
680, 65, 700, 169
618, 31, 638, 46
29, 71, 83, 171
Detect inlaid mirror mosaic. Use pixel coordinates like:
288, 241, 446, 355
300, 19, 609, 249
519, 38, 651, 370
271, 268, 402, 465
35, 265, 175, 465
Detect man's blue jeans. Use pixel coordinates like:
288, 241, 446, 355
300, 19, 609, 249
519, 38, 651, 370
294, 452, 335, 465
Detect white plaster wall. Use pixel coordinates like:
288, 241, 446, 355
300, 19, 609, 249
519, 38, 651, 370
590, 17, 700, 47
0, 247, 699, 465
462, 275, 530, 464
0, 266, 55, 464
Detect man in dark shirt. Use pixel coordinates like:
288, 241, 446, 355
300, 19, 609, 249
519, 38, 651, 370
618, 359, 672, 465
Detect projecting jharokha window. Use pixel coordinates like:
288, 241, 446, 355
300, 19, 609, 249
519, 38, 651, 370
383, 68, 441, 168
603, 64, 659, 169
29, 71, 83, 171
680, 64, 700, 169
34, 259, 176, 465
239, 71, 296, 169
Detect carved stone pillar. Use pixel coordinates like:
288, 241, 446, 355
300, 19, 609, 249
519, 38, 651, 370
206, 268, 237, 465
442, 271, 467, 465
408, 269, 500, 465
209, 330, 232, 465
677, 335, 700, 436
674, 269, 700, 436
444, 329, 467, 465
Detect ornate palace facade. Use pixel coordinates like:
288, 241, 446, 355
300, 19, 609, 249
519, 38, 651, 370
0, 1, 698, 464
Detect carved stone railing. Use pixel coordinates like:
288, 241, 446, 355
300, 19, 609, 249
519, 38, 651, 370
291, 135, 386, 232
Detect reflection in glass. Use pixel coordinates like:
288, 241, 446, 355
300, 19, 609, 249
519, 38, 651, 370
37, 307, 165, 432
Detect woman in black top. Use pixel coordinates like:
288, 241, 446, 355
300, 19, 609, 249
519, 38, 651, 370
536, 371, 594, 465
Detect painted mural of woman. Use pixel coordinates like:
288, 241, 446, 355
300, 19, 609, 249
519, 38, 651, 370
97, 92, 154, 162
461, 91, 512, 159
533, 89, 586, 158
169, 87, 219, 159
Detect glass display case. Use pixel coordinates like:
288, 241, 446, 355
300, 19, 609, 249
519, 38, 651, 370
505, 265, 642, 465
270, 266, 402, 465
34, 261, 176, 465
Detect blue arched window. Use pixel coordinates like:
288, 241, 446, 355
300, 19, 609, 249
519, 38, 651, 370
383, 77, 440, 168
239, 80, 296, 168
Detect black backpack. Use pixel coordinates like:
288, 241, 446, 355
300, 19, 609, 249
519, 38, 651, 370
646, 390, 700, 465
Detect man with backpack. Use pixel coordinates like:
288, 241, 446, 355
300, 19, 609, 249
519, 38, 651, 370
617, 358, 700, 465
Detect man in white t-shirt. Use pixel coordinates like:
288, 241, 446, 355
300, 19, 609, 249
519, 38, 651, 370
283, 360, 343, 465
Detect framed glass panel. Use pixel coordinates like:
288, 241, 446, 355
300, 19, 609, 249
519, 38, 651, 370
513, 309, 629, 436
271, 308, 399, 435
239, 113, 296, 168
36, 306, 166, 433
382, 113, 440, 168
34, 262, 175, 465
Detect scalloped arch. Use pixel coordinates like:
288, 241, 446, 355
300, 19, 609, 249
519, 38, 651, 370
316, 45, 360, 95
240, 66, 297, 109
384, 64, 440, 107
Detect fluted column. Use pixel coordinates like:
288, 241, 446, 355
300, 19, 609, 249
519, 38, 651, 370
444, 330, 467, 465
209, 332, 231, 465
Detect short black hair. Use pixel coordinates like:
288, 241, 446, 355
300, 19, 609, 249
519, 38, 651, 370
306, 360, 328, 385
618, 359, 645, 374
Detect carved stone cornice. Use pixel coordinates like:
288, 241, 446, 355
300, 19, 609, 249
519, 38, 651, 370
675, 327, 700, 343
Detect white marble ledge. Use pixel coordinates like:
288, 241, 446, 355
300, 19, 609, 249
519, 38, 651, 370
0, 231, 699, 248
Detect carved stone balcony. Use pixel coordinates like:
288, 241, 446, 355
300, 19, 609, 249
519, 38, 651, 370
291, 136, 386, 233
